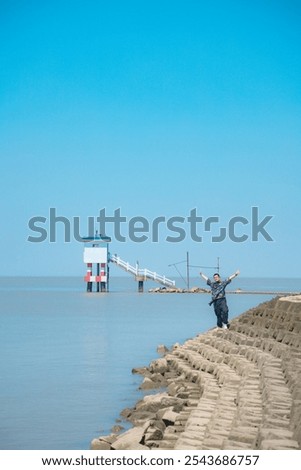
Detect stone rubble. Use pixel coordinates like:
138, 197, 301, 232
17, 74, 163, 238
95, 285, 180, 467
91, 296, 301, 450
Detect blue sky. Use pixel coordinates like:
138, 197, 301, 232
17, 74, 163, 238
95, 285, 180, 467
0, 0, 300, 278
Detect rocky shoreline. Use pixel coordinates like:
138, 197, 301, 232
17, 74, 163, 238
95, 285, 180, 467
149, 286, 300, 295
91, 296, 301, 450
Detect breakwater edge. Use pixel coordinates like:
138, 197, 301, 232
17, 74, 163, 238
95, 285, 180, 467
91, 295, 301, 450
149, 286, 300, 295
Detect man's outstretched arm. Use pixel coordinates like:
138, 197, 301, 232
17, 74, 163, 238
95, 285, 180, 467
228, 270, 240, 281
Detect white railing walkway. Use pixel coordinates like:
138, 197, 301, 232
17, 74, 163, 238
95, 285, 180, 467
109, 254, 175, 287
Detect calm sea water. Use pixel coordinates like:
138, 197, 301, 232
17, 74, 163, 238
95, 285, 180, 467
0, 276, 300, 450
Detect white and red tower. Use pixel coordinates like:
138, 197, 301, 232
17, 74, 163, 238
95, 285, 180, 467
82, 232, 111, 292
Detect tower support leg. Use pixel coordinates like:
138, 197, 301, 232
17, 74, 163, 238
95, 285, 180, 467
96, 263, 100, 292
138, 280, 144, 293
101, 282, 106, 292
87, 282, 92, 292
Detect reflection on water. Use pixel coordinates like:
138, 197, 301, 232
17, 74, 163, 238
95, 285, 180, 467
0, 276, 299, 449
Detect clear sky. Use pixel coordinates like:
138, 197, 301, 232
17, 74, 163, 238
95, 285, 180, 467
0, 0, 300, 278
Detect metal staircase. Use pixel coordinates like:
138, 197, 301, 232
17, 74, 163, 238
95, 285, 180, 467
109, 254, 175, 287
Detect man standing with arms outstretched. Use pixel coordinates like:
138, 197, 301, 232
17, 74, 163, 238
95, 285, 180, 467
200, 270, 240, 329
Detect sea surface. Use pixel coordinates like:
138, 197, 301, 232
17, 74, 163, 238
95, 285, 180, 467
0, 276, 300, 450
